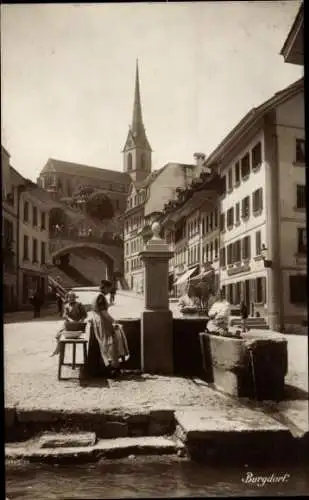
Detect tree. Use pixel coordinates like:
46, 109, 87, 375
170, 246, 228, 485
49, 207, 68, 229
72, 185, 96, 200
86, 191, 114, 220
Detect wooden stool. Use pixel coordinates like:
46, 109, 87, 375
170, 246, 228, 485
58, 335, 88, 380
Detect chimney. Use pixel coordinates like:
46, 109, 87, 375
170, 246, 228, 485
193, 152, 206, 167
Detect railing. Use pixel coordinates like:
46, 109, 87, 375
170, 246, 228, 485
48, 275, 66, 298
49, 230, 123, 247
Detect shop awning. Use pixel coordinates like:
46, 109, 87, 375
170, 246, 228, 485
174, 267, 198, 286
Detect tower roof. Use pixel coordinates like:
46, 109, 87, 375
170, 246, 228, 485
132, 59, 143, 134
123, 60, 152, 152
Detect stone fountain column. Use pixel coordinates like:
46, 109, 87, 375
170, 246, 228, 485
139, 222, 174, 375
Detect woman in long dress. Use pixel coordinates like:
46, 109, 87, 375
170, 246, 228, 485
85, 280, 129, 378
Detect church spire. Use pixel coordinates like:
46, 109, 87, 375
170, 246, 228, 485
132, 59, 143, 135
122, 60, 152, 182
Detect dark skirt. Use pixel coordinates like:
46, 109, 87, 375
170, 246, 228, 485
83, 324, 109, 378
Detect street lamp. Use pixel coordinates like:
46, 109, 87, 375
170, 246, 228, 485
261, 244, 272, 268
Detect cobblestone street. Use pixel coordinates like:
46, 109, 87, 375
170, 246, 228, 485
4, 290, 308, 414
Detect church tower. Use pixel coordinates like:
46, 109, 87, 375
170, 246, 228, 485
123, 60, 152, 183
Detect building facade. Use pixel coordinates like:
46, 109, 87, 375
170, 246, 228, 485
161, 170, 223, 297
2, 147, 19, 311
204, 78, 305, 331
18, 185, 54, 308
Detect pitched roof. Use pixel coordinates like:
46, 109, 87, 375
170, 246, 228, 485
280, 2, 303, 57
40, 158, 131, 185
134, 166, 167, 190
161, 189, 217, 226
134, 162, 196, 191
204, 77, 304, 167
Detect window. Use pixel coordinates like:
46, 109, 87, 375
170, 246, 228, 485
227, 244, 233, 265
228, 169, 233, 191
241, 152, 250, 179
297, 228, 307, 254
202, 246, 206, 263
33, 206, 38, 227
202, 218, 206, 236
214, 210, 218, 228
221, 285, 226, 299
23, 201, 29, 223
295, 139, 305, 164
209, 242, 213, 262
233, 240, 241, 263
296, 185, 306, 209
214, 239, 218, 259
23, 235, 29, 260
252, 188, 263, 214
222, 175, 227, 196
41, 212, 46, 230
290, 275, 307, 304
255, 231, 262, 256
227, 284, 233, 303
235, 202, 240, 224
235, 282, 241, 305
134, 195, 137, 206
209, 212, 213, 232
3, 218, 14, 245
32, 238, 38, 262
227, 207, 234, 228
127, 153, 133, 171
220, 213, 225, 232
235, 161, 240, 185
206, 216, 209, 234
252, 142, 262, 170
241, 196, 250, 219
41, 242, 46, 265
255, 277, 265, 303
220, 247, 226, 267
242, 236, 251, 260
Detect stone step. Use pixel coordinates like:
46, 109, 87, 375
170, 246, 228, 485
174, 406, 306, 464
6, 408, 175, 442
6, 435, 185, 463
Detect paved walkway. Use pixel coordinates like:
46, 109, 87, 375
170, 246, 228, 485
4, 291, 307, 430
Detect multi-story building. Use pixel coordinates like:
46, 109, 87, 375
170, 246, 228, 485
160, 169, 223, 296
2, 145, 57, 310
203, 77, 305, 332
122, 62, 203, 292
2, 146, 19, 311
18, 183, 55, 307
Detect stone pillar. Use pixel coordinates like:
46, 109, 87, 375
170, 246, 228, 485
139, 222, 174, 374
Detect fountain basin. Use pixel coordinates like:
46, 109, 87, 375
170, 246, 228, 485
199, 331, 288, 400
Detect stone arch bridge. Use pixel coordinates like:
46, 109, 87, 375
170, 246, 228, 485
49, 237, 123, 277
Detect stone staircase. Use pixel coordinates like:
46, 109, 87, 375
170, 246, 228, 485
230, 316, 269, 330
6, 403, 306, 464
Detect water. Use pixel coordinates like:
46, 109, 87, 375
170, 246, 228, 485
6, 457, 309, 499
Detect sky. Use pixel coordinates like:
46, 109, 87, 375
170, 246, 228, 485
1, 1, 303, 182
